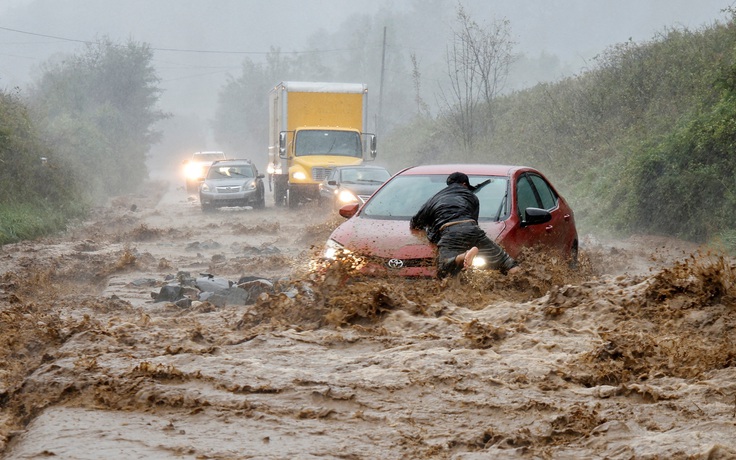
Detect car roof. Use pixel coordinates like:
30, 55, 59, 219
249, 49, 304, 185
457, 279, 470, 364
333, 165, 389, 170
397, 163, 532, 177
211, 159, 254, 165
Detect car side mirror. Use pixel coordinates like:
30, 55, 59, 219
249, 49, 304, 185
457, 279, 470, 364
521, 207, 552, 227
257, 173, 265, 179
339, 203, 359, 219
328, 180, 337, 186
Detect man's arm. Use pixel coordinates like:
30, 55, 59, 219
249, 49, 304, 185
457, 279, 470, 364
410, 199, 431, 230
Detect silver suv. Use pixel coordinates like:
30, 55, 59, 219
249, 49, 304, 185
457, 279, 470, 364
199, 160, 266, 211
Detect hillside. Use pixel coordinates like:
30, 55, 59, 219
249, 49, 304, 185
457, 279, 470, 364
383, 14, 736, 249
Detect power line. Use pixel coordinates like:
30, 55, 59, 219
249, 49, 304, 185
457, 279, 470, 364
0, 25, 373, 55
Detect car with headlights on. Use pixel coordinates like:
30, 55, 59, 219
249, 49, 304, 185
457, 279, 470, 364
183, 151, 227, 193
324, 163, 578, 277
199, 159, 265, 212
319, 165, 391, 210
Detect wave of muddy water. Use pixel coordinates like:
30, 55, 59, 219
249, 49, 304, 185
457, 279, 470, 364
1, 179, 735, 459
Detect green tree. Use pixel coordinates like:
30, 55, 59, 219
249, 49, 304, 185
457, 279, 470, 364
29, 37, 166, 199
213, 49, 329, 165
0, 89, 84, 244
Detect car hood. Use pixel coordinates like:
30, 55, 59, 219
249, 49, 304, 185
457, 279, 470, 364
205, 178, 255, 187
329, 216, 505, 259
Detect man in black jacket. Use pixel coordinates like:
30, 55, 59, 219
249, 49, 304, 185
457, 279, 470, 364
410, 172, 520, 278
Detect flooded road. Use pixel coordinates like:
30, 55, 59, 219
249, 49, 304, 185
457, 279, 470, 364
1, 178, 735, 459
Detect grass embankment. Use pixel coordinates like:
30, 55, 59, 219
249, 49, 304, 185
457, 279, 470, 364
383, 14, 736, 250
0, 202, 86, 245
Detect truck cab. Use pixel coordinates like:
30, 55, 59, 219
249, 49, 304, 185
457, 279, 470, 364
267, 82, 377, 208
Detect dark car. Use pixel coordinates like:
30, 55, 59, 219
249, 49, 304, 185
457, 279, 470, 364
199, 159, 265, 212
324, 163, 578, 277
319, 165, 391, 210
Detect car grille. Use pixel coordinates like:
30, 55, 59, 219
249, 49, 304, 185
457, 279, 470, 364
312, 167, 332, 181
363, 256, 433, 270
216, 186, 241, 193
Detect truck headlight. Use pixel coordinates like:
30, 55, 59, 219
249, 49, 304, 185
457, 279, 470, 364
292, 171, 307, 180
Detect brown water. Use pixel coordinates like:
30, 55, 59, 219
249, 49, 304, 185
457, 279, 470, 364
1, 179, 734, 459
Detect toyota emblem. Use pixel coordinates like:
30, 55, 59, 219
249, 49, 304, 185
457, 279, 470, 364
387, 258, 404, 269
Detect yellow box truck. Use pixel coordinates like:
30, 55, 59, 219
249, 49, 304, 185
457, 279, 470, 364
267, 81, 377, 208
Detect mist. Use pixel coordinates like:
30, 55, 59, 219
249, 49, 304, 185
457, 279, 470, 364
0, 0, 731, 169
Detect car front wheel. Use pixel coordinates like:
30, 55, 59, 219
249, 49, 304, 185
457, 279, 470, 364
254, 193, 265, 209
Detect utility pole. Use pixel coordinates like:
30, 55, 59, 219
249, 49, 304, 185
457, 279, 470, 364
378, 26, 386, 138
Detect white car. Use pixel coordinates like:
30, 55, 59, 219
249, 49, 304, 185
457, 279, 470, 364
183, 151, 227, 193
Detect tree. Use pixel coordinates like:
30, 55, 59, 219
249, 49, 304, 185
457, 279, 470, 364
212, 49, 299, 166
29, 37, 166, 198
438, 4, 515, 151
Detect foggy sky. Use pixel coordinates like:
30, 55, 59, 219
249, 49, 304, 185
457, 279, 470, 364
0, 0, 732, 149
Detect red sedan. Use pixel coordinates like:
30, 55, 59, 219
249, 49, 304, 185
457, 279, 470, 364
324, 164, 578, 277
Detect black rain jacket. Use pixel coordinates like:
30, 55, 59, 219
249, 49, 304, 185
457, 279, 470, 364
410, 184, 479, 244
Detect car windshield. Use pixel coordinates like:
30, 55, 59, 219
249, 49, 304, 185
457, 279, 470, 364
361, 174, 509, 220
295, 130, 362, 157
207, 165, 254, 179
340, 168, 391, 184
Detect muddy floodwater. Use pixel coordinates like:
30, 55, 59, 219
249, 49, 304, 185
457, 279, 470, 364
1, 178, 735, 459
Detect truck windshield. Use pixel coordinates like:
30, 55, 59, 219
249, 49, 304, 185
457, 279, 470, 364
294, 130, 361, 158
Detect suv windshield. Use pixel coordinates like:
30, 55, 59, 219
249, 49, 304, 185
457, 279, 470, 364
207, 164, 254, 179
361, 174, 509, 219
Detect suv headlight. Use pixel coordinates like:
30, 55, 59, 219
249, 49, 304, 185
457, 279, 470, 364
200, 183, 211, 192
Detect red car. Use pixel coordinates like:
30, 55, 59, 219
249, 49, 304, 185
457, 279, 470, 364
324, 164, 578, 277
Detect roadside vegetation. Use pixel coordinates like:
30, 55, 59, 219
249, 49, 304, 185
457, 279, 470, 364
0, 38, 165, 245
3, 6, 736, 250
382, 8, 736, 249
0, 90, 84, 243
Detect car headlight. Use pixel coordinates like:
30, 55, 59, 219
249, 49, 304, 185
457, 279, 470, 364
292, 171, 307, 180
247, 180, 256, 190
337, 189, 358, 204
184, 163, 204, 180
200, 183, 211, 192
472, 256, 486, 268
323, 239, 349, 260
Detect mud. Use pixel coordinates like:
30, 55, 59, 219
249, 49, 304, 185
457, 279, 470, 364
1, 178, 735, 459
